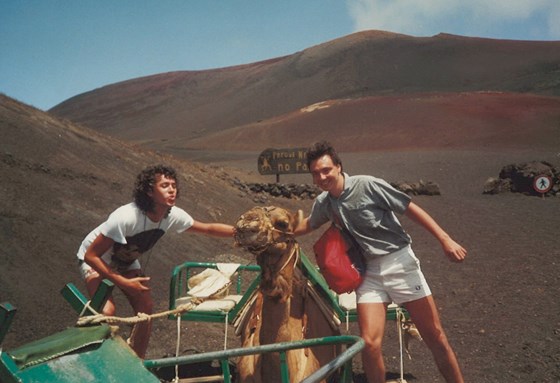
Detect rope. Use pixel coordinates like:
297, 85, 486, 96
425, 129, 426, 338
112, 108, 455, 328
173, 315, 182, 383
76, 303, 196, 327
78, 300, 96, 317
396, 308, 405, 383
278, 244, 299, 273
223, 312, 229, 350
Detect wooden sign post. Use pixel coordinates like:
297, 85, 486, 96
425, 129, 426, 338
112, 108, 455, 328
258, 147, 309, 182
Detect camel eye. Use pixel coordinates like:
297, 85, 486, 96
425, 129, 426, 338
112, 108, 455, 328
275, 220, 289, 231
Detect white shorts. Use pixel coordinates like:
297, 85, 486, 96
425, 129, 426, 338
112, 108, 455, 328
356, 245, 431, 305
78, 259, 141, 280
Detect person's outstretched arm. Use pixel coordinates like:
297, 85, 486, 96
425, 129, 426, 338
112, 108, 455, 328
404, 202, 467, 263
188, 220, 236, 238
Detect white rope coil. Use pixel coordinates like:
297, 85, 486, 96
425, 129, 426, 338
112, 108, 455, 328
76, 303, 196, 327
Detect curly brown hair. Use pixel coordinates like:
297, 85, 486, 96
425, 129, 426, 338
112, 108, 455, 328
133, 165, 179, 213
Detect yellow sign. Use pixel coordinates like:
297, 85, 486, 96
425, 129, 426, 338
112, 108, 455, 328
258, 148, 309, 175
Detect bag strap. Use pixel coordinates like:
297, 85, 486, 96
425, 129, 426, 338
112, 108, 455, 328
329, 206, 367, 274
330, 207, 360, 247
329, 203, 345, 229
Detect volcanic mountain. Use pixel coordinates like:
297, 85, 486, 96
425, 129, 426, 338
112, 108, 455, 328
2, 30, 560, 382
49, 30, 560, 154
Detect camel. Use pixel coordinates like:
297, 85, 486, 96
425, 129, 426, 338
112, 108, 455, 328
234, 206, 341, 383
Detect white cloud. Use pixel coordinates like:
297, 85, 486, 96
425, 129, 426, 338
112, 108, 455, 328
346, 0, 560, 40
467, 0, 549, 19
546, 3, 560, 37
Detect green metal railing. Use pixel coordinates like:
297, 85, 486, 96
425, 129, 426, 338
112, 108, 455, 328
168, 261, 262, 323
144, 335, 364, 383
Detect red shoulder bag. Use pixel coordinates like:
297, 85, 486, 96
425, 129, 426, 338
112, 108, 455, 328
313, 223, 366, 294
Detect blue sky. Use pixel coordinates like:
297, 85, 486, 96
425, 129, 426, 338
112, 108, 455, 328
1, 1, 559, 111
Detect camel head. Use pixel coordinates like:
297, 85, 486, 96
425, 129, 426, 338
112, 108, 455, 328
234, 206, 302, 255
234, 206, 303, 301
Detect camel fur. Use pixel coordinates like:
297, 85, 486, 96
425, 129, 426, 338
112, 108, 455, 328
234, 206, 341, 383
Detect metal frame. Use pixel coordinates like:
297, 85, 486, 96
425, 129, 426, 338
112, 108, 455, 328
144, 335, 365, 383
168, 262, 261, 323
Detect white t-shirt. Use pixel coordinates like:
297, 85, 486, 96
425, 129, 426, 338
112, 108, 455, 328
77, 202, 193, 270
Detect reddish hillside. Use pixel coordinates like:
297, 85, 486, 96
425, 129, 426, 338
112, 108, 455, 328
176, 92, 560, 152
49, 31, 560, 150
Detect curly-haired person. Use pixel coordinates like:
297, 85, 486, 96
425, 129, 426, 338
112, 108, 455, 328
76, 164, 235, 358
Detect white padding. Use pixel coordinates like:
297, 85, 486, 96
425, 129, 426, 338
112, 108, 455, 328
338, 292, 357, 311
176, 295, 243, 312
216, 263, 240, 277
187, 268, 232, 299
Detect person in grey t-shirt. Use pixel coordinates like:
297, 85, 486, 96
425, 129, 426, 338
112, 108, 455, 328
295, 141, 466, 383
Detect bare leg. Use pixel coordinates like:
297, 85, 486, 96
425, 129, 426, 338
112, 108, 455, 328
121, 269, 154, 359
357, 302, 388, 383
87, 269, 153, 358
85, 273, 116, 316
404, 296, 464, 383
127, 317, 152, 358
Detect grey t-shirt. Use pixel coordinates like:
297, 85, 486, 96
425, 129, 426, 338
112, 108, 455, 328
309, 174, 412, 257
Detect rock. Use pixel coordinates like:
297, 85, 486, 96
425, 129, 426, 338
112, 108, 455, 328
485, 161, 559, 196
235, 182, 322, 200
229, 177, 441, 200
391, 180, 441, 196
483, 177, 512, 194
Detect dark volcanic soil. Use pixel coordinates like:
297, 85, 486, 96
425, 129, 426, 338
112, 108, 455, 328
3, 147, 560, 383
2, 93, 559, 382
144, 149, 560, 382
